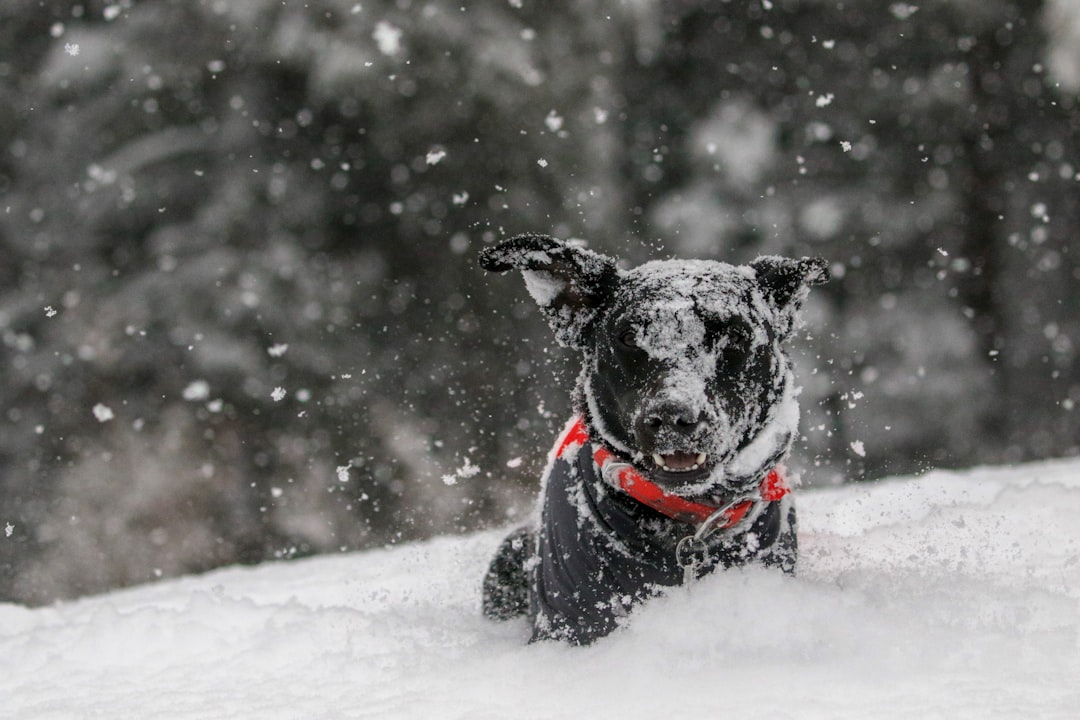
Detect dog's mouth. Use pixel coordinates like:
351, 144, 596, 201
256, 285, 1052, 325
652, 451, 708, 473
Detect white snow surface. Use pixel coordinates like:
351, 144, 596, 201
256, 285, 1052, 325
3, 458, 1080, 719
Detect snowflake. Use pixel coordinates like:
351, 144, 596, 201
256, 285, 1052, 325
92, 404, 115, 422
271, 387, 287, 402
889, 3, 919, 20
544, 110, 564, 132
182, 380, 210, 401
373, 21, 402, 56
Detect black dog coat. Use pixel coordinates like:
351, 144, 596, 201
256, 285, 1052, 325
526, 417, 795, 645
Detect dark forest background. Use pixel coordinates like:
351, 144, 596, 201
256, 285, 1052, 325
1, 0, 1078, 605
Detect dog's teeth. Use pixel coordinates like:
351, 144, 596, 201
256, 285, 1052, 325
696, 453, 707, 466
652, 453, 667, 469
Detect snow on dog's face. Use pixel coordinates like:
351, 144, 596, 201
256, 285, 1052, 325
480, 234, 828, 497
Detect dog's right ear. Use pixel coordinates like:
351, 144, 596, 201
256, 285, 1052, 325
750, 255, 830, 339
479, 233, 619, 348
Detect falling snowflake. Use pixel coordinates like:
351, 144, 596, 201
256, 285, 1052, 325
44, 306, 57, 318
815, 93, 834, 107
64, 43, 80, 57
443, 457, 481, 486
92, 404, 115, 422
336, 464, 351, 483
182, 380, 210, 401
267, 343, 289, 357
889, 3, 919, 20
850, 440, 866, 457
373, 21, 402, 56
271, 387, 287, 402
426, 148, 447, 165
544, 110, 564, 132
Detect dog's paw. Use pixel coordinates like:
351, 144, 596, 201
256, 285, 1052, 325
481, 526, 535, 621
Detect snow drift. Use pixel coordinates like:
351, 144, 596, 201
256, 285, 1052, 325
2, 458, 1079, 719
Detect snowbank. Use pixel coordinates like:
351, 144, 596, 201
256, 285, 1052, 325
2, 459, 1079, 719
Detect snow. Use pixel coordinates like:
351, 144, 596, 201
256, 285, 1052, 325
3, 458, 1079, 719
373, 21, 403, 56
91, 403, 114, 422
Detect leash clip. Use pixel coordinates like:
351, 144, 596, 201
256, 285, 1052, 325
676, 493, 762, 584
600, 461, 634, 488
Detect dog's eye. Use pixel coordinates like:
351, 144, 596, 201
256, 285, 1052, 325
719, 333, 753, 367
619, 330, 639, 349
722, 343, 749, 368
710, 326, 751, 367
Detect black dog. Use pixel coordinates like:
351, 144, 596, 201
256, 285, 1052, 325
479, 234, 828, 644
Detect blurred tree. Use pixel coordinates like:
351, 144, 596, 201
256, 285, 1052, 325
0, 0, 1076, 604
617, 0, 1079, 478
0, 0, 629, 603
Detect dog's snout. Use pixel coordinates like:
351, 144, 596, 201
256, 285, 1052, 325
641, 401, 702, 434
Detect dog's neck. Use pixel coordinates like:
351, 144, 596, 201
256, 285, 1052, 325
554, 415, 789, 529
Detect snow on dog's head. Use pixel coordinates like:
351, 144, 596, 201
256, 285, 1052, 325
480, 234, 828, 496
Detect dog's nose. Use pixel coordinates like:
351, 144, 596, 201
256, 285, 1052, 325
640, 400, 702, 434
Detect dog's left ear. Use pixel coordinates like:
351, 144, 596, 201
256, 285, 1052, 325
479, 233, 619, 348
750, 255, 830, 337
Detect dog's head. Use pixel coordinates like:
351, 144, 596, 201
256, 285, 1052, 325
480, 234, 828, 497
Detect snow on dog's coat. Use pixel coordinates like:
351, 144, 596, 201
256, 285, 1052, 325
479, 234, 828, 644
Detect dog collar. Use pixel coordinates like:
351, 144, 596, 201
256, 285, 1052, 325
554, 416, 789, 528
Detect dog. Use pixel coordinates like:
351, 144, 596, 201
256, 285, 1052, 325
478, 234, 828, 644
